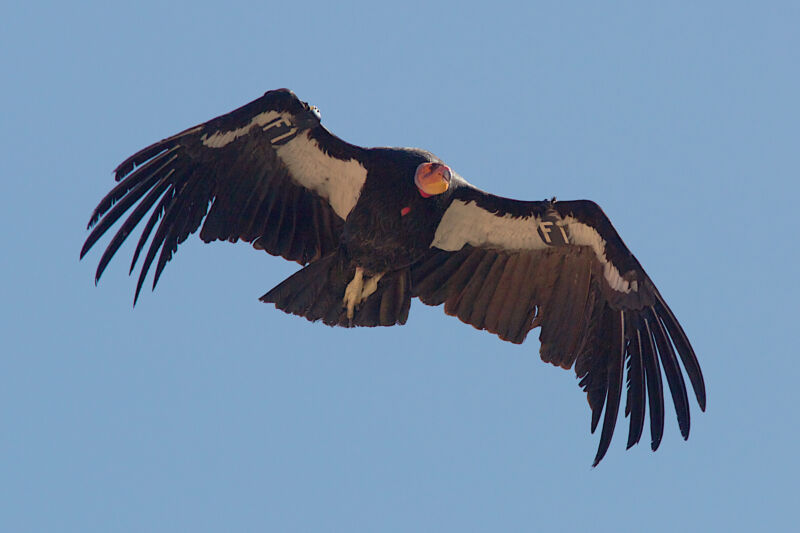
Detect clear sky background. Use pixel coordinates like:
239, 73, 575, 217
3, 2, 798, 531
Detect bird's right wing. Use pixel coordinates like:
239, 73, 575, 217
81, 89, 369, 302
412, 185, 706, 465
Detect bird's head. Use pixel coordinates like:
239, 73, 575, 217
414, 162, 451, 198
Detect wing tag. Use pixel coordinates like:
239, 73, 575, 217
263, 116, 299, 145
537, 212, 570, 246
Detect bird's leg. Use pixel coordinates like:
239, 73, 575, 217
343, 267, 365, 321
342, 267, 384, 322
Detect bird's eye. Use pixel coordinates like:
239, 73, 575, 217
310, 106, 321, 119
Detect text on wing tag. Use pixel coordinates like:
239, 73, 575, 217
536, 211, 570, 246
263, 116, 299, 145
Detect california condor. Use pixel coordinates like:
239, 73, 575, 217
81, 89, 706, 465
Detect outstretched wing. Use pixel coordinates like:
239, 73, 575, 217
81, 89, 368, 302
412, 185, 706, 465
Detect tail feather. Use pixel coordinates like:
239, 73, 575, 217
260, 253, 411, 327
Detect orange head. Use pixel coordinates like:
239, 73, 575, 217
414, 162, 452, 197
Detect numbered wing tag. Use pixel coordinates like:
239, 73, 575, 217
263, 116, 299, 145
537, 210, 570, 246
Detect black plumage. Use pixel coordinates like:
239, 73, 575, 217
82, 89, 706, 465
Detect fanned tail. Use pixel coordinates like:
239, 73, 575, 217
260, 252, 411, 327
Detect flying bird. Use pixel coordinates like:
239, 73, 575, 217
81, 89, 706, 465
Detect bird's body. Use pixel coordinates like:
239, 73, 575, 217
339, 148, 444, 273
82, 89, 706, 465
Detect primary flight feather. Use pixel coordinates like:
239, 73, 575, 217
82, 89, 706, 465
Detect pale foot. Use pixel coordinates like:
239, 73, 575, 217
342, 268, 385, 320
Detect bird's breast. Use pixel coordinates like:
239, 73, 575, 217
341, 197, 439, 274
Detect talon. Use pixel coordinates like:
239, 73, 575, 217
343, 268, 364, 320
342, 268, 385, 321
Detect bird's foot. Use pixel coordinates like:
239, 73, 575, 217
343, 268, 364, 320
343, 267, 384, 321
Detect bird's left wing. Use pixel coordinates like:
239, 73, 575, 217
81, 89, 368, 302
411, 185, 706, 465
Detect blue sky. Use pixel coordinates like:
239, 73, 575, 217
3, 1, 798, 531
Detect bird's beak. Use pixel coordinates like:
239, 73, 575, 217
414, 163, 451, 197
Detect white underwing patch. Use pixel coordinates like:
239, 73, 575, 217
200, 110, 367, 218
432, 200, 551, 252
201, 111, 284, 148
276, 132, 367, 219
432, 199, 634, 293
566, 216, 633, 293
